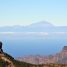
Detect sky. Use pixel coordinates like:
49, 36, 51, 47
0, 0, 67, 26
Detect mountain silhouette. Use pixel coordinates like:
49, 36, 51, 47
0, 21, 67, 32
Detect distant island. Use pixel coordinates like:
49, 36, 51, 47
0, 21, 67, 32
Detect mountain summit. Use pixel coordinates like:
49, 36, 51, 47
25, 21, 54, 32
29, 21, 54, 28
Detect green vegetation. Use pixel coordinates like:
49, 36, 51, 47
0, 60, 4, 67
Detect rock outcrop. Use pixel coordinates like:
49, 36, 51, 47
17, 46, 67, 64
0, 41, 15, 67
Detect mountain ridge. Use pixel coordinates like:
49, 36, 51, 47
0, 21, 67, 32
17, 46, 67, 64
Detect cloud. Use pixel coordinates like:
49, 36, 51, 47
53, 32, 65, 35
0, 32, 15, 35
22, 32, 49, 36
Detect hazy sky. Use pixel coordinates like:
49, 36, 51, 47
0, 0, 67, 26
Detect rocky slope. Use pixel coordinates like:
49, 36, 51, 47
17, 46, 67, 64
0, 52, 36, 67
1, 53, 67, 67
1, 46, 67, 67
0, 52, 15, 67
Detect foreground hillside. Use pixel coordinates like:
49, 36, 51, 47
0, 52, 35, 67
1, 43, 67, 67
1, 53, 67, 67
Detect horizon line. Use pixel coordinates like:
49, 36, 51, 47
0, 21, 67, 27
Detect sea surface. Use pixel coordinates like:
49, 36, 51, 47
0, 32, 67, 57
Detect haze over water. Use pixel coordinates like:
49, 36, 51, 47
0, 32, 67, 57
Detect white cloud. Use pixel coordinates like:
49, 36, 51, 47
53, 32, 65, 35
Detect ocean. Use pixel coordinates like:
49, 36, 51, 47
0, 32, 67, 57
